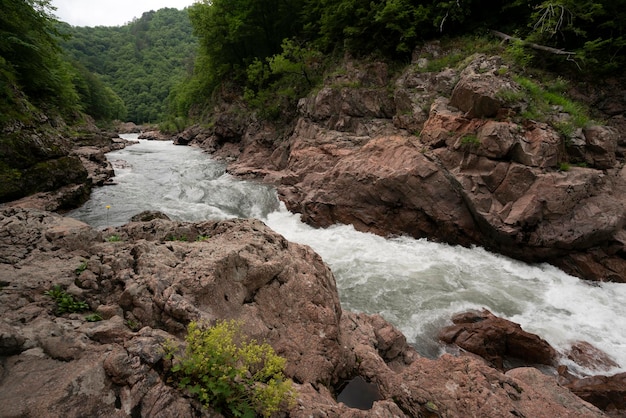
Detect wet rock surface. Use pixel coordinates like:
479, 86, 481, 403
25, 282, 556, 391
0, 208, 611, 417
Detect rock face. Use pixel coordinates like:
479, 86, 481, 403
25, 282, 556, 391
0, 208, 608, 417
0, 121, 88, 204
180, 52, 626, 282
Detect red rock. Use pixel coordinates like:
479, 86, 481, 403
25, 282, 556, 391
183, 54, 626, 283
566, 372, 626, 415
566, 341, 621, 373
438, 309, 557, 370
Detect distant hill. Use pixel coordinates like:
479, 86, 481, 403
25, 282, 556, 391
60, 8, 198, 124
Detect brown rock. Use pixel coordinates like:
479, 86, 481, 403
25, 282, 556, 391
449, 54, 515, 118
473, 120, 520, 158
511, 121, 562, 167
280, 134, 478, 246
0, 208, 608, 417
566, 373, 626, 416
438, 309, 557, 369
583, 125, 618, 169
138, 130, 170, 141
72, 146, 115, 186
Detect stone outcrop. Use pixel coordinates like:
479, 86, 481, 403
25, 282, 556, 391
438, 310, 626, 416
0, 208, 609, 417
138, 130, 170, 141
179, 52, 626, 282
438, 309, 557, 370
2, 128, 133, 212
0, 120, 88, 204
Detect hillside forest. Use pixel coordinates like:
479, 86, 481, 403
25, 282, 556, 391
1, 0, 625, 131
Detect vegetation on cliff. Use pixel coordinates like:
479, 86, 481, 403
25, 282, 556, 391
0, 0, 125, 125
169, 0, 625, 122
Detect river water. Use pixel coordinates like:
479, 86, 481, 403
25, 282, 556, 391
68, 135, 626, 376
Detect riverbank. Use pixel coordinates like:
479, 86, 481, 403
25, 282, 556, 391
0, 207, 617, 417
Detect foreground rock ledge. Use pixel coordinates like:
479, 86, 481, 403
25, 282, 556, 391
0, 208, 606, 417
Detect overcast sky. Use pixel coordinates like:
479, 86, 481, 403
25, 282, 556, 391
52, 0, 198, 27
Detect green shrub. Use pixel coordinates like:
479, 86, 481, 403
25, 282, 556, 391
558, 162, 571, 172
460, 134, 480, 147
166, 235, 188, 242
44, 285, 89, 315
75, 261, 88, 276
105, 234, 122, 242
166, 320, 294, 417
85, 313, 103, 322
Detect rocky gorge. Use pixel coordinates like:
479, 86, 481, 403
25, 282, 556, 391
178, 52, 626, 283
1, 48, 626, 416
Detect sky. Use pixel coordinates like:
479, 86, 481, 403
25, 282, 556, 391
51, 0, 198, 27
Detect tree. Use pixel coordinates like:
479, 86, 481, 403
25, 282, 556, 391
0, 0, 81, 121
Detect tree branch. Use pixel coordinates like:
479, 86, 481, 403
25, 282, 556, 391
491, 30, 576, 56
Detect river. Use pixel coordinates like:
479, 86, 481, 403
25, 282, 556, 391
68, 135, 626, 376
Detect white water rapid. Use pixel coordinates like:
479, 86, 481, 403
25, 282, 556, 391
68, 135, 626, 376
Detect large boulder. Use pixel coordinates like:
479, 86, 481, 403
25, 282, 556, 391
449, 54, 517, 118
278, 133, 480, 246
438, 309, 557, 370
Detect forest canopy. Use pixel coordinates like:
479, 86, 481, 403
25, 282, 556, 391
60, 7, 198, 124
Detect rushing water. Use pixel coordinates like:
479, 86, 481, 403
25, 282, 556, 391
69, 135, 626, 376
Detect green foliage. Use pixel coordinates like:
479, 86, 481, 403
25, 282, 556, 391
75, 261, 88, 276
68, 61, 127, 121
508, 0, 626, 73
505, 39, 535, 69
106, 234, 122, 242
169, 0, 309, 115
558, 162, 571, 171
126, 319, 141, 331
512, 75, 590, 138
417, 36, 499, 73
44, 285, 89, 315
244, 38, 324, 120
0, 0, 81, 123
166, 320, 295, 417
158, 116, 189, 134
166, 235, 188, 242
171, 0, 624, 126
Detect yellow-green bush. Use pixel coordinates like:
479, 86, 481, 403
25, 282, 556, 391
165, 320, 294, 417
